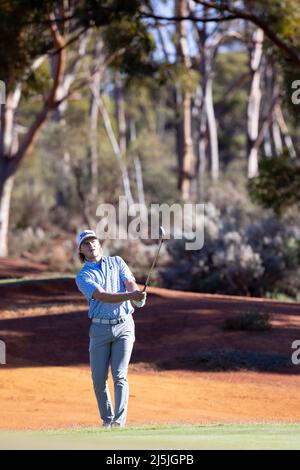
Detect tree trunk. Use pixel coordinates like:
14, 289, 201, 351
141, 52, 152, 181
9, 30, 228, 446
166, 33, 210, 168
275, 104, 297, 159
94, 92, 134, 206
174, 87, 184, 190
263, 128, 272, 157
176, 0, 195, 202
190, 2, 240, 187
205, 75, 219, 182
0, 86, 22, 257
88, 84, 99, 198
197, 95, 207, 202
55, 31, 90, 119
86, 37, 103, 200
271, 118, 283, 156
0, 175, 14, 257
193, 86, 206, 202
248, 94, 280, 169
0, 17, 66, 257
114, 72, 127, 160
130, 119, 145, 207
88, 71, 100, 198
180, 91, 194, 202
247, 28, 264, 178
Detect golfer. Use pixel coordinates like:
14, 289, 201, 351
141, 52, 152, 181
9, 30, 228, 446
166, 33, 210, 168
75, 229, 146, 428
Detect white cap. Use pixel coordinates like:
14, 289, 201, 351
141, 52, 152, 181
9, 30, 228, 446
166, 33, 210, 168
76, 230, 97, 249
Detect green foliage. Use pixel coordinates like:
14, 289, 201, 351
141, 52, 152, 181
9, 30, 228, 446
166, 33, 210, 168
22, 62, 51, 99
0, 1, 154, 91
223, 309, 271, 332
73, 0, 146, 28
170, 65, 201, 95
246, 0, 300, 122
248, 152, 300, 216
0, 0, 54, 90
103, 15, 156, 76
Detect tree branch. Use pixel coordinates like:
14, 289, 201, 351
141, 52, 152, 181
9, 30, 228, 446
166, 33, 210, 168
54, 47, 126, 108
139, 11, 239, 23
251, 93, 281, 153
193, 0, 300, 67
5, 12, 67, 178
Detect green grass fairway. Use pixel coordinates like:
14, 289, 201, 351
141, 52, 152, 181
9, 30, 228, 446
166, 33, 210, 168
0, 424, 300, 450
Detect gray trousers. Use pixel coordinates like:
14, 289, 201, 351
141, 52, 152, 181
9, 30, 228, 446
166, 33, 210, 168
89, 315, 135, 426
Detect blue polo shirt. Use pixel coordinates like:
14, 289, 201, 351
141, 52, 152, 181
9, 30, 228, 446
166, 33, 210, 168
75, 255, 136, 320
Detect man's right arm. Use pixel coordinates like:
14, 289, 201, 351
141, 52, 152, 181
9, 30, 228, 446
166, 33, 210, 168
92, 286, 145, 304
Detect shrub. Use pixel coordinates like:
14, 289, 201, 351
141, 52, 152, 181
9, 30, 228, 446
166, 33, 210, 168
223, 309, 271, 332
160, 201, 300, 298
248, 153, 300, 216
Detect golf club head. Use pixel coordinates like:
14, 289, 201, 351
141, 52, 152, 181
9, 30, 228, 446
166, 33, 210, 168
159, 225, 166, 239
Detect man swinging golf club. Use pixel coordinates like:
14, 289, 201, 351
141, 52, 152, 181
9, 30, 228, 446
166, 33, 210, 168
75, 227, 164, 428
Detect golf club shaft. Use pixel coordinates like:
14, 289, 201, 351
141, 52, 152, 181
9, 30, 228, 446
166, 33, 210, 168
143, 238, 164, 292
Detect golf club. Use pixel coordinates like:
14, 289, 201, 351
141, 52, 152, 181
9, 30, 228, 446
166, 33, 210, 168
142, 225, 166, 292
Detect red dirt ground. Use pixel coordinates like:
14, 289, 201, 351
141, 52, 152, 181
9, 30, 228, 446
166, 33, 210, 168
1, 260, 300, 430
0, 257, 48, 279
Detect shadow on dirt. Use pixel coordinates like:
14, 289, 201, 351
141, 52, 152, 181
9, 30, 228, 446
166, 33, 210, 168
156, 350, 292, 373
0, 306, 299, 374
1, 278, 300, 373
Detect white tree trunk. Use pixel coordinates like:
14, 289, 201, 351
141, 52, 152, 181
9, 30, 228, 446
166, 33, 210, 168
181, 91, 194, 202
263, 128, 272, 157
275, 104, 297, 159
0, 176, 14, 257
86, 37, 104, 199
247, 28, 264, 178
271, 118, 283, 156
176, 0, 195, 202
92, 91, 134, 206
3, 86, 21, 156
54, 31, 90, 118
130, 119, 145, 207
205, 76, 219, 182
248, 94, 280, 175
194, 86, 207, 202
133, 155, 146, 207
114, 72, 127, 159
197, 107, 207, 201
0, 85, 22, 257
190, 0, 241, 185
88, 66, 101, 198
89, 87, 99, 198
248, 147, 259, 177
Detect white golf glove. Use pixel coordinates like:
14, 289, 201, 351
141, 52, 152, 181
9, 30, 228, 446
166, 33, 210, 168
133, 292, 147, 308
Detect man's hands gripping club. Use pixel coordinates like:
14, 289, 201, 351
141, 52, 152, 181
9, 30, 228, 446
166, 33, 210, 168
124, 279, 147, 308
91, 279, 146, 307
131, 291, 147, 308
91, 285, 146, 307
